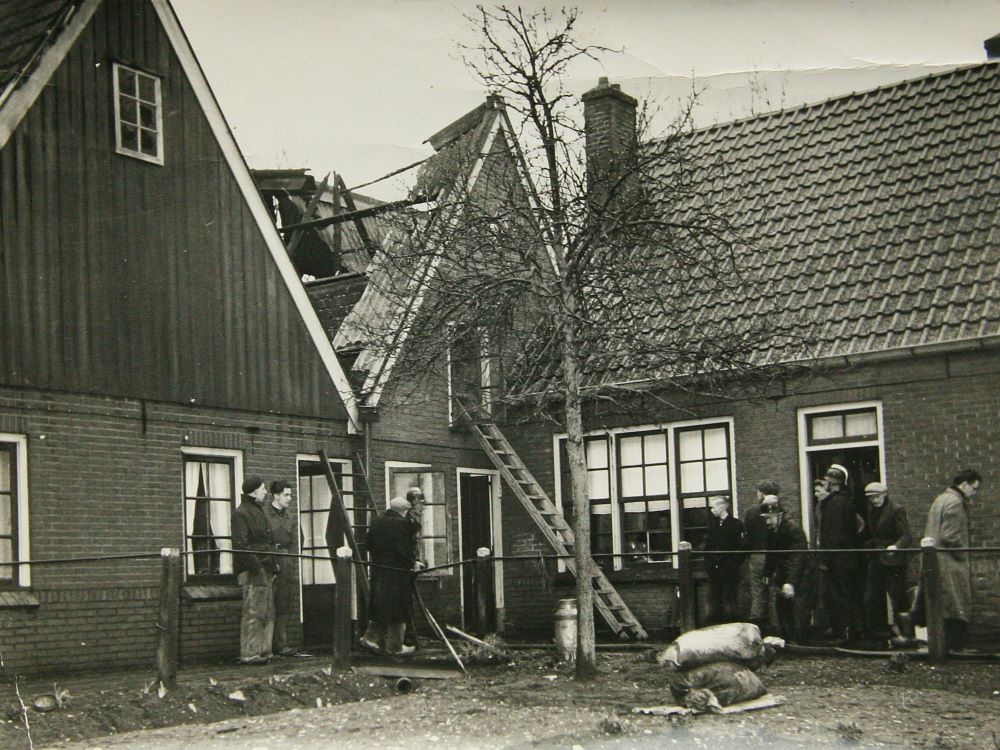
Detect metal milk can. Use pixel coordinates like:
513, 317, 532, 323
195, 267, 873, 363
553, 598, 577, 661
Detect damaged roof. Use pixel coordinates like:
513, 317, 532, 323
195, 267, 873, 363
0, 0, 79, 103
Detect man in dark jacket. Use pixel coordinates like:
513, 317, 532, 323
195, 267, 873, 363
364, 497, 418, 655
265, 480, 298, 657
861, 481, 911, 640
762, 502, 816, 643
817, 464, 864, 642
741, 482, 780, 629
233, 477, 278, 664
704, 496, 744, 624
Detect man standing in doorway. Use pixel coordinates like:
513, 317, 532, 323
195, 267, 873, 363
704, 496, 744, 624
818, 464, 864, 643
265, 480, 297, 657
921, 469, 980, 652
233, 477, 278, 665
363, 497, 418, 656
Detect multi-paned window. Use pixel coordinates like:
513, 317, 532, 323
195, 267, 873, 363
386, 463, 448, 571
0, 441, 19, 584
297, 458, 354, 586
675, 424, 733, 549
182, 450, 239, 579
617, 432, 671, 562
556, 419, 735, 568
113, 62, 163, 164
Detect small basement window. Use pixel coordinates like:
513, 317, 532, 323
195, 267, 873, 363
113, 63, 163, 164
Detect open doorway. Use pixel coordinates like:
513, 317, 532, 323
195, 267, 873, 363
797, 403, 886, 543
458, 469, 502, 634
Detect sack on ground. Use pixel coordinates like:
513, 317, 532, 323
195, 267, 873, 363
668, 661, 767, 707
656, 622, 766, 669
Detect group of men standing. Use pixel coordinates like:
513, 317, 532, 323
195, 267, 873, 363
703, 467, 981, 652
231, 477, 298, 665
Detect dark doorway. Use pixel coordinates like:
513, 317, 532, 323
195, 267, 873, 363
808, 446, 882, 524
460, 473, 496, 634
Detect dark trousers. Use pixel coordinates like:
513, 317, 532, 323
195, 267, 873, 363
863, 561, 907, 637
272, 556, 295, 653
823, 561, 864, 637
707, 568, 740, 624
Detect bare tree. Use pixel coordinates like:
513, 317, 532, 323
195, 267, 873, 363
341, 5, 809, 678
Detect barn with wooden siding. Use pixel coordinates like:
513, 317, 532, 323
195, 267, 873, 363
0, 0, 360, 673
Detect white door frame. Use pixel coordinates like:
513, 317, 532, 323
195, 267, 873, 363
456, 467, 504, 629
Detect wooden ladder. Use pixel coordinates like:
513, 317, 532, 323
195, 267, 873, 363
466, 420, 648, 640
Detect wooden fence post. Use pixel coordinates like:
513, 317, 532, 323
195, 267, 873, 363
333, 546, 354, 669
677, 541, 695, 633
476, 547, 492, 635
921, 537, 946, 662
156, 548, 181, 689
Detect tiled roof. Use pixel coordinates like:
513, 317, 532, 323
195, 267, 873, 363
640, 62, 1000, 368
0, 0, 78, 102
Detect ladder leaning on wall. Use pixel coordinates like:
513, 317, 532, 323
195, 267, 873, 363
464, 419, 648, 640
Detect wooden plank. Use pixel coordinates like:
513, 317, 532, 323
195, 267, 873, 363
354, 665, 463, 680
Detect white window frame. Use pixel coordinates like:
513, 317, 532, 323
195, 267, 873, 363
796, 401, 886, 542
296, 454, 353, 619
180, 446, 243, 580
113, 62, 164, 165
456, 467, 504, 628
0, 434, 30, 588
385, 460, 451, 575
553, 417, 737, 570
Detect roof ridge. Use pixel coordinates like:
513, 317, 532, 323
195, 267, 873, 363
645, 61, 999, 145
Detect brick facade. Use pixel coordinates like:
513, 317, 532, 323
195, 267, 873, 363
499, 347, 1000, 639
0, 386, 352, 675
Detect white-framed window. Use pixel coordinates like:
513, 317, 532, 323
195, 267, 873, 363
386, 461, 449, 573
0, 434, 30, 588
554, 417, 736, 569
447, 327, 493, 424
797, 402, 886, 542
113, 62, 164, 165
297, 455, 354, 586
181, 447, 242, 579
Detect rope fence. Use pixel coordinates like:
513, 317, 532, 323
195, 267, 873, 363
8, 538, 997, 685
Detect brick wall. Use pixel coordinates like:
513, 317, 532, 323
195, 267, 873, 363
0, 386, 351, 675
498, 347, 1000, 640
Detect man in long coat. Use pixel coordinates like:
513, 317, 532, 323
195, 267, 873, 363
364, 497, 417, 655
817, 464, 864, 642
923, 469, 980, 652
704, 495, 744, 624
233, 477, 278, 664
861, 481, 911, 640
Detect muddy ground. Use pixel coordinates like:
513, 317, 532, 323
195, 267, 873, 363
3, 647, 999, 749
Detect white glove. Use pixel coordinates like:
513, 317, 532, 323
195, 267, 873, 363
886, 544, 897, 551
780, 583, 795, 598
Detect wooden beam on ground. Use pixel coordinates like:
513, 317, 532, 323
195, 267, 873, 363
444, 625, 510, 661
354, 665, 463, 680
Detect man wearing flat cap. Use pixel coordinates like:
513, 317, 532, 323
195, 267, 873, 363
232, 476, 278, 664
861, 481, 911, 640
817, 464, 864, 643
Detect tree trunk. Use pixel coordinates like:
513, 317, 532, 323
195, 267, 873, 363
560, 322, 598, 679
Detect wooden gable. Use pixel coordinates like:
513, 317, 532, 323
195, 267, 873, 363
0, 0, 354, 422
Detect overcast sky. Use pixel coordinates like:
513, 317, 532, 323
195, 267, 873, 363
170, 1, 1000, 200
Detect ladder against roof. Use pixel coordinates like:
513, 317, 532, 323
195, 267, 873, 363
465, 420, 648, 640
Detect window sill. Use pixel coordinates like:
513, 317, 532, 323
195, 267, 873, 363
0, 590, 40, 609
183, 585, 242, 602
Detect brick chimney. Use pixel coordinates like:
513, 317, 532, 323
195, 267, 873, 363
986, 33, 1000, 60
582, 77, 638, 210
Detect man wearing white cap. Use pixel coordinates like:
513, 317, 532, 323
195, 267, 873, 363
861, 482, 911, 640
817, 464, 864, 643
